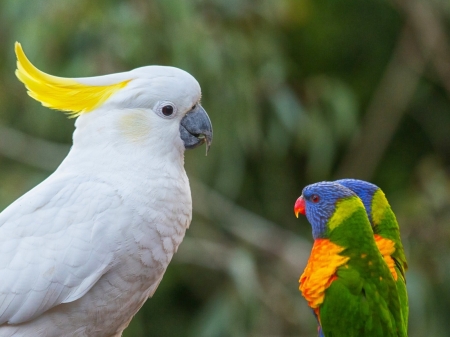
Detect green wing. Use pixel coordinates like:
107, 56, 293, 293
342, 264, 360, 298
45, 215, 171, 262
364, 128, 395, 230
372, 190, 408, 330
320, 266, 405, 337
322, 206, 407, 337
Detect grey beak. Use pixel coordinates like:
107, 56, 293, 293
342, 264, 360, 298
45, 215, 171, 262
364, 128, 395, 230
180, 104, 213, 155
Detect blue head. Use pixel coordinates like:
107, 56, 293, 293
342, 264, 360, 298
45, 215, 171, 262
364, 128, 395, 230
335, 179, 379, 224
295, 181, 356, 239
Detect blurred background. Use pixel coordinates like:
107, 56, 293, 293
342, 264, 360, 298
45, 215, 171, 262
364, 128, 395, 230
0, 0, 449, 336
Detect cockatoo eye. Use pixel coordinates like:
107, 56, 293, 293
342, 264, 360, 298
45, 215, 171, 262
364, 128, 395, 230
311, 194, 320, 203
162, 105, 174, 116
154, 101, 177, 119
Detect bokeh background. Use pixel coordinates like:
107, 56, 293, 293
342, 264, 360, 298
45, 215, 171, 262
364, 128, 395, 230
0, 0, 449, 336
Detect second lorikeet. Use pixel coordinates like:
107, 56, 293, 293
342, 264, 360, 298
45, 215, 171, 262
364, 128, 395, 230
294, 182, 406, 337
335, 179, 408, 331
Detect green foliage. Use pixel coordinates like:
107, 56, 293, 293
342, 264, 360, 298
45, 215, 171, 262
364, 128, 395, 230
0, 0, 449, 336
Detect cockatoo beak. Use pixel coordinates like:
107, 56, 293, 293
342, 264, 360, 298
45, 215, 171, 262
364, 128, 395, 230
180, 104, 213, 155
294, 196, 306, 218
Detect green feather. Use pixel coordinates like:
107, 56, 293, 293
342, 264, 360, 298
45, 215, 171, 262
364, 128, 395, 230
321, 198, 407, 337
370, 188, 409, 332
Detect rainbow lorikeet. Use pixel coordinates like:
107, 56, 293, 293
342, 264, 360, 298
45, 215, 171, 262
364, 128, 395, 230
294, 182, 407, 337
335, 179, 408, 331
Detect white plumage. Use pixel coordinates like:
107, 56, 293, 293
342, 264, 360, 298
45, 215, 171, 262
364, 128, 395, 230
0, 43, 212, 336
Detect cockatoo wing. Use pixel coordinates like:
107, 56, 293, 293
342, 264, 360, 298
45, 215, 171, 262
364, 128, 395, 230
0, 174, 126, 324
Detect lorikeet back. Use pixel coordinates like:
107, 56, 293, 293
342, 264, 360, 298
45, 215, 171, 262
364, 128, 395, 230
294, 182, 406, 337
335, 179, 408, 331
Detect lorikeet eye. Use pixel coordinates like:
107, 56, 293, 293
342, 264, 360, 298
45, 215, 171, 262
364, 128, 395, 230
311, 194, 320, 203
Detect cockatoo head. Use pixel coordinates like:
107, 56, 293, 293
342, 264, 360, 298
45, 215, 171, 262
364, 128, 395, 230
14, 42, 212, 156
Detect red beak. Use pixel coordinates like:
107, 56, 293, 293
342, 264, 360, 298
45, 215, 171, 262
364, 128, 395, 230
294, 196, 306, 218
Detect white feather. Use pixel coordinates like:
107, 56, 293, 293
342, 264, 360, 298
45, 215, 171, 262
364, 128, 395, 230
0, 64, 200, 336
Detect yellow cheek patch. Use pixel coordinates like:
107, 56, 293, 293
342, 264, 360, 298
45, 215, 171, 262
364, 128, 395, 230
118, 111, 152, 142
328, 196, 363, 231
299, 238, 350, 309
15, 42, 130, 117
371, 189, 389, 226
374, 234, 397, 281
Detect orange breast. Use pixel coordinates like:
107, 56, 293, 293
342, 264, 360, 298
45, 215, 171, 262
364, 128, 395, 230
373, 234, 397, 280
299, 239, 349, 310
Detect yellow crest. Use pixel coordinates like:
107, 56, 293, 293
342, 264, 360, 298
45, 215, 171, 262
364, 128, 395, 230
15, 42, 130, 117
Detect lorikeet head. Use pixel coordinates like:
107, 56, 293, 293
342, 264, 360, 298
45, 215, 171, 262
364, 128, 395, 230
335, 179, 379, 225
335, 179, 408, 274
294, 182, 357, 239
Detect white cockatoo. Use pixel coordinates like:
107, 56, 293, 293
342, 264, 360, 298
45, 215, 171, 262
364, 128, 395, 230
0, 43, 212, 337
